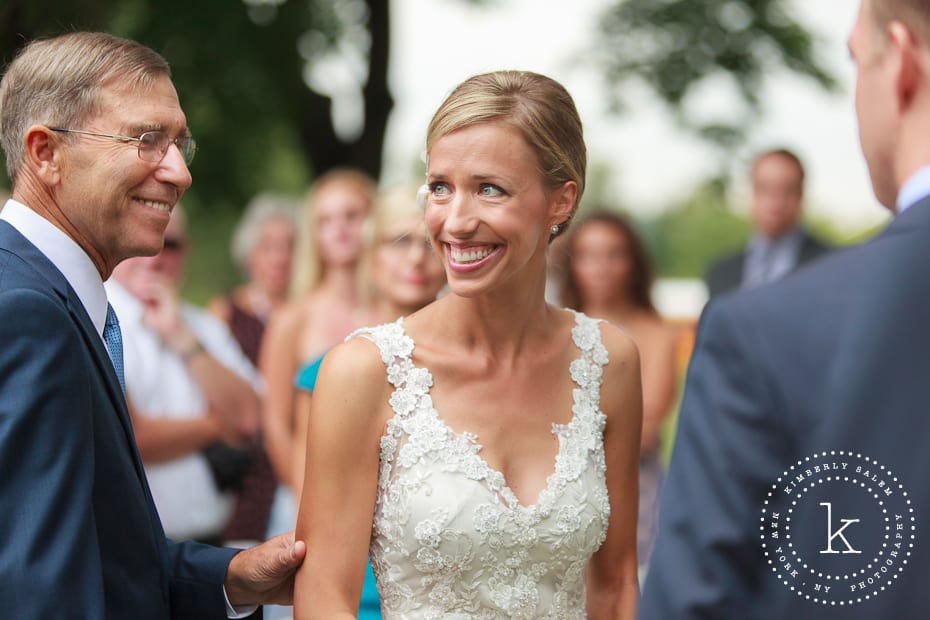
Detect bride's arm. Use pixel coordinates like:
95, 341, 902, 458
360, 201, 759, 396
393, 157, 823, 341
586, 323, 643, 619
293, 338, 387, 619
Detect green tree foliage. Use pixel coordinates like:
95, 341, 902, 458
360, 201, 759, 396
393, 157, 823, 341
597, 0, 838, 151
2, 0, 837, 210
638, 179, 750, 279
0, 0, 391, 215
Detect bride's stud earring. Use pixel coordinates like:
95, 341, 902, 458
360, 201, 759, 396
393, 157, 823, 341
550, 224, 560, 235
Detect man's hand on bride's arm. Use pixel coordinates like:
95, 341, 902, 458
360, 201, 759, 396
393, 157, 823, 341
224, 531, 308, 607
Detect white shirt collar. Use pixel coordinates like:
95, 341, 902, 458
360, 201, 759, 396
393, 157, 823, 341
0, 198, 109, 338
103, 278, 144, 324
896, 164, 930, 214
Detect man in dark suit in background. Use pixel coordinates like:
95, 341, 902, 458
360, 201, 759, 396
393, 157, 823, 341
0, 32, 304, 618
641, 1, 930, 618
705, 148, 830, 297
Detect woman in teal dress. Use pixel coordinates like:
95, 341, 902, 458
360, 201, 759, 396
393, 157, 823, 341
293, 183, 447, 617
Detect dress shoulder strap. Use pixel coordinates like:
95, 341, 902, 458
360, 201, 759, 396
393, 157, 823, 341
348, 318, 433, 491
567, 310, 610, 397
346, 317, 413, 378
346, 317, 417, 389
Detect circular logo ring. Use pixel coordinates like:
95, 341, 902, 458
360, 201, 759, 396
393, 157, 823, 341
761, 451, 916, 607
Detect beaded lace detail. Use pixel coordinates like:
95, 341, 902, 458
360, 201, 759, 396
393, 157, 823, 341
350, 311, 610, 619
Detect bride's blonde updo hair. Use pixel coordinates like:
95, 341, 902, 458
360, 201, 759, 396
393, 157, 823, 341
425, 70, 587, 239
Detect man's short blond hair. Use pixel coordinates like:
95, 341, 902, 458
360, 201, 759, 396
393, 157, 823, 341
869, 0, 930, 47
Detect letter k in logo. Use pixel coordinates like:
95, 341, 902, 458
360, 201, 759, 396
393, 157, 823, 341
820, 502, 862, 554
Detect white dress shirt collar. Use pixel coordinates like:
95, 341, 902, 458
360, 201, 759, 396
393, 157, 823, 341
104, 278, 144, 324
896, 164, 930, 214
0, 198, 109, 338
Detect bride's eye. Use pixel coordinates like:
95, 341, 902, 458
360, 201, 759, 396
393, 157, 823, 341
429, 182, 451, 197
479, 184, 504, 197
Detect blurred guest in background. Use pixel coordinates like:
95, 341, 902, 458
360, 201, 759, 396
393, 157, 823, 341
705, 149, 830, 297
291, 182, 446, 489
291, 182, 446, 619
261, 168, 376, 537
562, 211, 679, 577
106, 207, 262, 544
209, 192, 297, 363
208, 192, 297, 545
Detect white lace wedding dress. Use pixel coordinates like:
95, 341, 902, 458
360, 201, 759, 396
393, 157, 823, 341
351, 311, 610, 619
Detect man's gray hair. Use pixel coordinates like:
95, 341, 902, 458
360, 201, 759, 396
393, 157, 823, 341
0, 32, 170, 185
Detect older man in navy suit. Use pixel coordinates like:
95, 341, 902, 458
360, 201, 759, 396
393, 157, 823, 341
641, 1, 930, 618
0, 32, 304, 618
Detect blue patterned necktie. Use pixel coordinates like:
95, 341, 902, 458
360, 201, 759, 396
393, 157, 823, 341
103, 303, 126, 395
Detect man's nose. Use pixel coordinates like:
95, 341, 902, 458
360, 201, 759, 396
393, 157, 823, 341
156, 143, 193, 191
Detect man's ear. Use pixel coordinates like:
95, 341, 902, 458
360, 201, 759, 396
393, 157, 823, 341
22, 125, 63, 184
548, 180, 578, 228
888, 21, 921, 113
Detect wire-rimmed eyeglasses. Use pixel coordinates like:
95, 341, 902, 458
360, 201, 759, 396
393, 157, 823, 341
49, 127, 197, 165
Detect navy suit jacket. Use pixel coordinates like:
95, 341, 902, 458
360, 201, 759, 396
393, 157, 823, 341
0, 222, 239, 619
704, 229, 830, 298
641, 200, 930, 619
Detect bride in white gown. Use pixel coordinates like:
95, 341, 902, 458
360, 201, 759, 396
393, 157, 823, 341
294, 70, 642, 619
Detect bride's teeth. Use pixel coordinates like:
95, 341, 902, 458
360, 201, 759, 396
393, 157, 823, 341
451, 247, 493, 264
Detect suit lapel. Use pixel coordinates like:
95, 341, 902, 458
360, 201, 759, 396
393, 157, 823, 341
67, 293, 148, 474
0, 222, 149, 486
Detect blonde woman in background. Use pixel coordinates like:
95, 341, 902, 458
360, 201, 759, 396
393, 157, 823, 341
292, 182, 447, 490
292, 182, 447, 619
261, 168, 376, 541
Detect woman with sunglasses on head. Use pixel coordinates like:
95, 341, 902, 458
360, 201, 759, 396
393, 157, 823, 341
294, 71, 642, 619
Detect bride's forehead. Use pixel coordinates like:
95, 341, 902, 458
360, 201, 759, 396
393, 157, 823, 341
429, 127, 538, 175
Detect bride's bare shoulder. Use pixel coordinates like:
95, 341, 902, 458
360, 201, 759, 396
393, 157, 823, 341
597, 319, 640, 366
313, 334, 392, 414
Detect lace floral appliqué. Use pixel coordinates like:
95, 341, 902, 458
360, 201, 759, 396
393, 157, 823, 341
350, 311, 612, 619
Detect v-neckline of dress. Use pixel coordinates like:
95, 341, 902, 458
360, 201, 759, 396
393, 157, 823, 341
391, 313, 593, 513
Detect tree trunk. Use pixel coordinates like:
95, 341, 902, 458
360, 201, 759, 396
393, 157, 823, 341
297, 0, 394, 180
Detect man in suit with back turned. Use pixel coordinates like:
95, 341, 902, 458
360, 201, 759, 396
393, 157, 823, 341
0, 32, 304, 618
704, 148, 830, 297
641, 1, 930, 618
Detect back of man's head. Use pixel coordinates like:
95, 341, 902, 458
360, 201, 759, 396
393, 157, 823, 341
0, 32, 170, 186
870, 0, 930, 43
